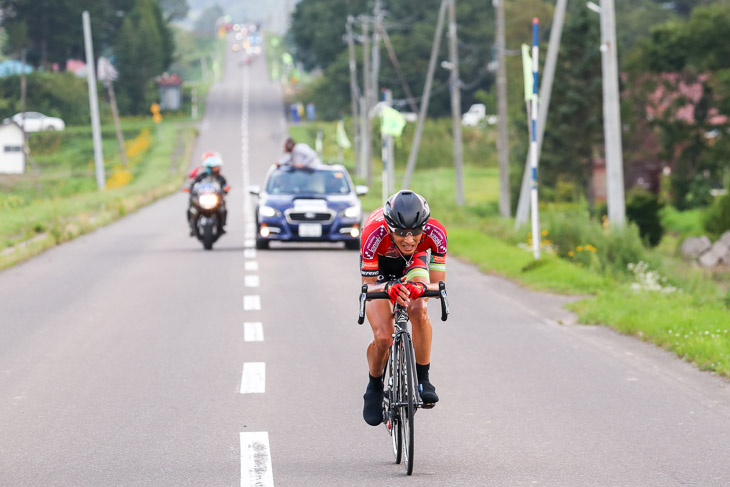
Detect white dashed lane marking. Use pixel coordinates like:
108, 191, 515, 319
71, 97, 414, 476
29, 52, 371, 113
244, 322, 264, 342
244, 249, 257, 259
240, 432, 274, 487
244, 239, 255, 248
245, 261, 259, 271
243, 295, 261, 310
245, 275, 260, 288
240, 362, 266, 393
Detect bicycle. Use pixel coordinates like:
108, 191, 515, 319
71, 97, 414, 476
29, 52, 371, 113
358, 281, 450, 475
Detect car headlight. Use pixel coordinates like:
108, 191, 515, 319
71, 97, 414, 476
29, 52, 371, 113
343, 205, 360, 218
259, 205, 280, 217
198, 193, 220, 209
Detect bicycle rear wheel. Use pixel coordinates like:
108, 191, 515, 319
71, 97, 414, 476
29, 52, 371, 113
400, 333, 416, 475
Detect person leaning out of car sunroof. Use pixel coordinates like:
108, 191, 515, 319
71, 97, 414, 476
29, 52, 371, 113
276, 137, 322, 169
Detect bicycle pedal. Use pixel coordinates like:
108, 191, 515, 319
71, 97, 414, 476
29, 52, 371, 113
422, 402, 436, 409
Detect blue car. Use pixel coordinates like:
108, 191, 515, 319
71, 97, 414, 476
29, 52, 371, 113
248, 164, 368, 249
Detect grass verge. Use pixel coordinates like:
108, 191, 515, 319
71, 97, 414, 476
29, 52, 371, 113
0, 121, 197, 271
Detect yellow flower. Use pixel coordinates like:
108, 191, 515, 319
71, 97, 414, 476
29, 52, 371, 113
568, 251, 575, 257
541, 230, 548, 236
576, 246, 583, 252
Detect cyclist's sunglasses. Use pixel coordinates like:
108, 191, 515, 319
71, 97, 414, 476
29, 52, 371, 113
388, 226, 424, 238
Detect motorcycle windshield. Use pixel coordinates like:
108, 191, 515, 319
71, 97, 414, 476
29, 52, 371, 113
192, 181, 221, 194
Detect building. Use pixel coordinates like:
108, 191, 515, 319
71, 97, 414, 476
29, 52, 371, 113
0, 122, 25, 174
156, 73, 183, 111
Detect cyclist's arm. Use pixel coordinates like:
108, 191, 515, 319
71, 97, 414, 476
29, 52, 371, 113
429, 269, 445, 285
362, 275, 384, 292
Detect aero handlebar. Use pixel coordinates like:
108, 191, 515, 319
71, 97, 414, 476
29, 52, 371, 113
358, 281, 449, 325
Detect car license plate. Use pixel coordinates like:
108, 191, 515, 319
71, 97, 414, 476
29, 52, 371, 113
299, 223, 322, 237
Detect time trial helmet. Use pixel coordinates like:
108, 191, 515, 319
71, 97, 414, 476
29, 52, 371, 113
383, 190, 430, 231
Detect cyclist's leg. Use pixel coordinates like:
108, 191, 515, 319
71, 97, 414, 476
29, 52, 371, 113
363, 284, 395, 426
404, 253, 439, 404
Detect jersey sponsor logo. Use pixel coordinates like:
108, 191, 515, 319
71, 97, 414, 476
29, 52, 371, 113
424, 224, 447, 254
362, 225, 389, 259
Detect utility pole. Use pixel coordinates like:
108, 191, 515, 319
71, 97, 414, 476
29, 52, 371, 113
495, 0, 510, 217
361, 19, 372, 185
372, 0, 382, 113
402, 0, 448, 190
600, 0, 626, 228
515, 0, 567, 228
346, 16, 360, 175
448, 0, 465, 206
82, 11, 105, 191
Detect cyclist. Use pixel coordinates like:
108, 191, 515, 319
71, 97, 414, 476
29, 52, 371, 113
187, 152, 228, 235
359, 190, 447, 426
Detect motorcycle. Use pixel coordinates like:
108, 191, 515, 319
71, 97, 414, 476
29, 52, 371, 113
185, 180, 229, 250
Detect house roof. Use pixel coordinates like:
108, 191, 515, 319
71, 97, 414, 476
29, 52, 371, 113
156, 73, 182, 86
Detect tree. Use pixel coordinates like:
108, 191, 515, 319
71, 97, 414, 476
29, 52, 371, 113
114, 0, 172, 115
632, 4, 730, 208
539, 2, 603, 204
0, 0, 135, 68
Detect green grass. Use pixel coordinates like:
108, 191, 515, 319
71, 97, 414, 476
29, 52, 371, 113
569, 290, 730, 376
0, 120, 197, 269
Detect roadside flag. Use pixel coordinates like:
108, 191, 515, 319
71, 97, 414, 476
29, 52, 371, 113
336, 120, 351, 149
521, 44, 532, 102
381, 106, 406, 137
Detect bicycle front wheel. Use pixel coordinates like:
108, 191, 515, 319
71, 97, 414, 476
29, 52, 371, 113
387, 344, 403, 464
399, 333, 416, 475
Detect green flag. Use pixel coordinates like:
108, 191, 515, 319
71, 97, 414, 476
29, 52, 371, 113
522, 44, 533, 102
336, 120, 351, 149
381, 106, 406, 137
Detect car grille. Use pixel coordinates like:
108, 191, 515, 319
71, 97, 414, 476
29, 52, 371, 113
286, 210, 334, 223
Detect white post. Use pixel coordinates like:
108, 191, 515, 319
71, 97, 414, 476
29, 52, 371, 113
530, 19, 541, 259
600, 0, 626, 228
82, 11, 105, 190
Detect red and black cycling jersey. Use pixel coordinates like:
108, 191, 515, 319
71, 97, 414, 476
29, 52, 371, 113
359, 207, 447, 280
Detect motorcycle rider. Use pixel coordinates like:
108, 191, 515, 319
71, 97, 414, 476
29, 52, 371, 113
187, 152, 228, 236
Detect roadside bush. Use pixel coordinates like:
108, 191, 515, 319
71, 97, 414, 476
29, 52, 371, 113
0, 72, 99, 125
704, 191, 730, 238
625, 187, 664, 247
542, 211, 647, 276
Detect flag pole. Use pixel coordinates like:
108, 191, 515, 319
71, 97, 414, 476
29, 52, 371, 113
530, 18, 541, 259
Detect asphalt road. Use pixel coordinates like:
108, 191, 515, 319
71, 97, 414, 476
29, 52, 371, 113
2, 38, 730, 486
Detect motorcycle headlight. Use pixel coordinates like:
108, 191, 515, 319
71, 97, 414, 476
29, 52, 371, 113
259, 205, 280, 217
343, 205, 360, 218
198, 193, 219, 210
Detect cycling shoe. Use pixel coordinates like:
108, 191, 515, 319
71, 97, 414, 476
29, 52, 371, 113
363, 381, 384, 426
419, 380, 439, 405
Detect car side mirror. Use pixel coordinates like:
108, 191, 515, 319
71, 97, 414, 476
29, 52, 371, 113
248, 184, 261, 196
355, 185, 369, 196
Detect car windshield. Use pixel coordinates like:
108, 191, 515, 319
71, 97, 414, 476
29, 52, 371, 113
266, 168, 352, 195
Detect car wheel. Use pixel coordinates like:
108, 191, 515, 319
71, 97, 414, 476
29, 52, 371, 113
345, 240, 360, 251
256, 238, 269, 250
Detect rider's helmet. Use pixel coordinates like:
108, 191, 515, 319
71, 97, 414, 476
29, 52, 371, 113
202, 151, 223, 174
383, 190, 430, 231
